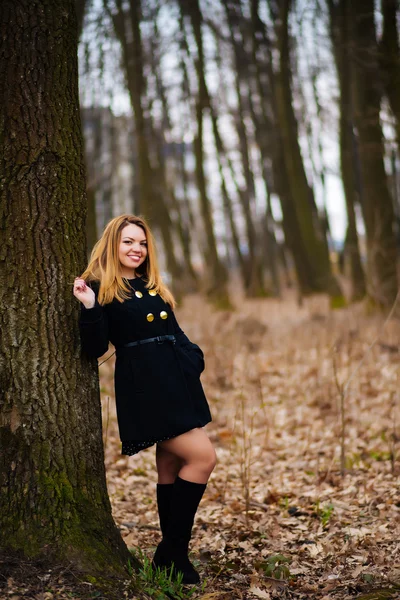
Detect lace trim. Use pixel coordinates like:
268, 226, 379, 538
121, 432, 183, 456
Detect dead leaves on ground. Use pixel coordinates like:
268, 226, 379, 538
100, 293, 400, 599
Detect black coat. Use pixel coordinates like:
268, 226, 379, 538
79, 277, 212, 448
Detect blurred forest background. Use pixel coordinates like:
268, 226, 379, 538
2, 2, 400, 599
77, 0, 400, 310
76, 4, 400, 592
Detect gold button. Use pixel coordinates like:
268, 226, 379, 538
135, 291, 143, 298
146, 313, 154, 322
148, 289, 157, 296
160, 311, 168, 320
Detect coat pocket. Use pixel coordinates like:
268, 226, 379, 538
176, 342, 205, 377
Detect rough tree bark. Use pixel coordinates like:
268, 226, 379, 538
0, 0, 131, 574
349, 0, 399, 309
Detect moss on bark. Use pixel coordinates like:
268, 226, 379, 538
0, 0, 134, 576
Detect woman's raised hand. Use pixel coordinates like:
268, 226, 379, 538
73, 277, 96, 309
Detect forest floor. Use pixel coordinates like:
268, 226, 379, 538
101, 290, 400, 600
2, 290, 400, 600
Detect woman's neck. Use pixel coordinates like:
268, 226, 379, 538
120, 270, 137, 279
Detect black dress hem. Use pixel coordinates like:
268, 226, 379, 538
121, 420, 211, 456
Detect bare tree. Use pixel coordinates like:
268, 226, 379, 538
178, 0, 231, 307
105, 0, 181, 288
328, 0, 366, 301
75, 0, 91, 38
380, 0, 400, 149
349, 0, 399, 308
272, 0, 343, 301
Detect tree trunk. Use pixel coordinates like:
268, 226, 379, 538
250, 0, 327, 298
349, 0, 399, 309
0, 0, 131, 574
210, 118, 247, 283
117, 0, 149, 217
105, 0, 181, 286
380, 0, 400, 149
223, 1, 266, 297
248, 73, 298, 295
274, 0, 343, 303
179, 0, 231, 308
148, 20, 198, 287
328, 0, 366, 302
177, 13, 203, 275
75, 0, 89, 39
86, 184, 98, 255
263, 193, 281, 297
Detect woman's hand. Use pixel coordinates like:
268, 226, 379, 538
73, 277, 95, 309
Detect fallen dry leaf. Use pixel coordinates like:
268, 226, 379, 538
248, 586, 271, 599
97, 293, 400, 599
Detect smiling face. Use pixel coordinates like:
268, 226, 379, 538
118, 223, 148, 278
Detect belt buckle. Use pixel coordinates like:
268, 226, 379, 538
156, 336, 164, 345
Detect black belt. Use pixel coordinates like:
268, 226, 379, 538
122, 334, 176, 348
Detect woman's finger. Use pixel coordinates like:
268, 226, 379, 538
73, 278, 87, 291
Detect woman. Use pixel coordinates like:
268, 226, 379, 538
73, 214, 216, 584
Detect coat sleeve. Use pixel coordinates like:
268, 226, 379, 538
170, 310, 205, 373
79, 285, 109, 358
170, 310, 191, 347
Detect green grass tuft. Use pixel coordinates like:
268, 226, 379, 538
130, 548, 206, 599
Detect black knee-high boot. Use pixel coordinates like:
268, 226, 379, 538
153, 476, 207, 584
156, 483, 174, 537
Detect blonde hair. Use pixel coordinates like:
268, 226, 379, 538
81, 214, 176, 308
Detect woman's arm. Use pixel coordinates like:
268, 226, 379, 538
79, 300, 109, 358
170, 310, 191, 347
74, 278, 109, 358
170, 310, 205, 373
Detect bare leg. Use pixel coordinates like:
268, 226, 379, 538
156, 445, 182, 484
153, 429, 216, 583
158, 428, 216, 484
